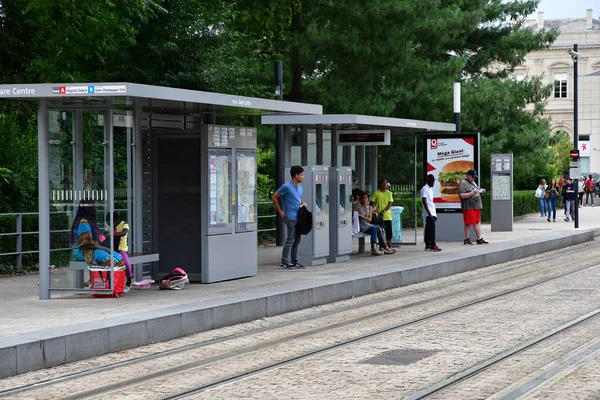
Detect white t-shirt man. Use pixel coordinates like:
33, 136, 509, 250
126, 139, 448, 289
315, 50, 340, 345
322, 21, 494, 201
420, 184, 436, 218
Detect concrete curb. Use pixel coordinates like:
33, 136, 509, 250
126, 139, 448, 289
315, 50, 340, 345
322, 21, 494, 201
0, 229, 594, 379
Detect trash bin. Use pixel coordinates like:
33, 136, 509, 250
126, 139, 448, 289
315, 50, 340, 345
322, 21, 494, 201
391, 206, 404, 243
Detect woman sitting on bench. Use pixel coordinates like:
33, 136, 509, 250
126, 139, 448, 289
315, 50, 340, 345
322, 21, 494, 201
70, 200, 124, 268
357, 191, 395, 256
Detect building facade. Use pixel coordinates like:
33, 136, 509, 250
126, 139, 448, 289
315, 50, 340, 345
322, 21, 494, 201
517, 10, 600, 173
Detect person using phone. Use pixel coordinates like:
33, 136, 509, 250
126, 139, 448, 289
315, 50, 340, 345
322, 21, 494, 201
458, 169, 489, 245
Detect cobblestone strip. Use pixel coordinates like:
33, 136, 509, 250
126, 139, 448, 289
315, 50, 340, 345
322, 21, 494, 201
187, 265, 600, 399
3, 243, 600, 399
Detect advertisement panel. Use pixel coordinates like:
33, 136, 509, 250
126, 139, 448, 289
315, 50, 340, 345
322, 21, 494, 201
423, 134, 479, 210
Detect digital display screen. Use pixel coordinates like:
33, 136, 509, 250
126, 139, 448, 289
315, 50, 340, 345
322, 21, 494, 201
337, 130, 390, 145
339, 133, 385, 143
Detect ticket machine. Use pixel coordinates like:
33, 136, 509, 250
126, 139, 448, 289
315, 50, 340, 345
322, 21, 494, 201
328, 166, 352, 263
286, 165, 330, 266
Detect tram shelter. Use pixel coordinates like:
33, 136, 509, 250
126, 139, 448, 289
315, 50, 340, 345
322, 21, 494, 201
261, 113, 456, 245
0, 82, 322, 299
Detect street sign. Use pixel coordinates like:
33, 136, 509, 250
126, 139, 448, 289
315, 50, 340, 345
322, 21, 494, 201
570, 167, 581, 178
570, 161, 581, 167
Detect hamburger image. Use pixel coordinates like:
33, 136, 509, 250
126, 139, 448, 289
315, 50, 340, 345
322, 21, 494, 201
437, 160, 474, 201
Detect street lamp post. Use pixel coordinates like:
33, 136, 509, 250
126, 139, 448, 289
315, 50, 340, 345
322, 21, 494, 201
570, 44, 579, 228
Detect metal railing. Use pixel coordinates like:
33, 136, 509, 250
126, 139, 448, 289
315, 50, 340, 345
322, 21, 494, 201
1, 203, 279, 271
0, 211, 73, 272
389, 183, 415, 194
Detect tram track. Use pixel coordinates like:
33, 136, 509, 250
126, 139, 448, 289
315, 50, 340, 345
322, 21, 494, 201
46, 260, 600, 399
407, 309, 600, 400
3, 243, 596, 398
3, 244, 600, 399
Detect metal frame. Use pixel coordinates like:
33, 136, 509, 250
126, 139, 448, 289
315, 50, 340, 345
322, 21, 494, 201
261, 113, 457, 247
4, 82, 323, 300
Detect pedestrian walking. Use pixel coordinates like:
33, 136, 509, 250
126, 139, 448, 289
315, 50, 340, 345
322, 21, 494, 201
546, 178, 560, 222
535, 179, 547, 217
564, 177, 575, 222
458, 170, 489, 245
585, 174, 595, 207
421, 174, 441, 251
272, 165, 307, 269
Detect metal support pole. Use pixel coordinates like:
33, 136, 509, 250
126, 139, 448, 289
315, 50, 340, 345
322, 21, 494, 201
331, 125, 339, 167
16, 213, 22, 272
573, 44, 579, 228
316, 125, 323, 165
107, 109, 115, 287
133, 107, 144, 280
275, 60, 285, 246
343, 145, 352, 167
454, 82, 461, 133
357, 146, 365, 191
370, 146, 378, 192
300, 126, 308, 166
38, 100, 50, 300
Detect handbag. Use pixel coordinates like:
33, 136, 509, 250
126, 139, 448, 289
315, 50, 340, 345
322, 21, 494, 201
535, 187, 543, 198
543, 192, 550, 200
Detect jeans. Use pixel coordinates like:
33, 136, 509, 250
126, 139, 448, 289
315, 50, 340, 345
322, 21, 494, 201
282, 218, 301, 265
586, 191, 595, 205
546, 197, 557, 220
423, 215, 436, 246
538, 198, 546, 216
362, 224, 387, 247
565, 200, 572, 219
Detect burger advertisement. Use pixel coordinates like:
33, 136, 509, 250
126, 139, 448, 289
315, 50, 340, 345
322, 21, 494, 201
423, 135, 478, 209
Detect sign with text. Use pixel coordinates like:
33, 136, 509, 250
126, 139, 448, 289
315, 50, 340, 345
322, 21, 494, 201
423, 134, 478, 209
337, 130, 390, 146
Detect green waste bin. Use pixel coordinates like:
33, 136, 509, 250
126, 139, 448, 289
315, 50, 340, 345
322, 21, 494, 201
391, 206, 404, 243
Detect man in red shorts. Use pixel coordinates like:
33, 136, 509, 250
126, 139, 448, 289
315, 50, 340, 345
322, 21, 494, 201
458, 169, 489, 245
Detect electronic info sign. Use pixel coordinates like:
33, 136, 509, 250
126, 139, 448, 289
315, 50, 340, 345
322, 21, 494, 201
337, 130, 391, 146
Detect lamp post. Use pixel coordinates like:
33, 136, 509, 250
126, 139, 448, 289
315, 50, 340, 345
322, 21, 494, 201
569, 44, 579, 228
275, 61, 285, 245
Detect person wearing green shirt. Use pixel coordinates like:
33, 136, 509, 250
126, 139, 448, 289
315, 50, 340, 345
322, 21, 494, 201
371, 179, 394, 248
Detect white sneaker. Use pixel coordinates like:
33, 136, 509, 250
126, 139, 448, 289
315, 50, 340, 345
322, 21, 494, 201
123, 285, 131, 293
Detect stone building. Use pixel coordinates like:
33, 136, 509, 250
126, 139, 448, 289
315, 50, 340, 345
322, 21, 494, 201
517, 9, 600, 174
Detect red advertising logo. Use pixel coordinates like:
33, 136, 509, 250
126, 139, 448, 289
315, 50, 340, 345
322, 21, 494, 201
430, 138, 438, 149
59, 86, 66, 94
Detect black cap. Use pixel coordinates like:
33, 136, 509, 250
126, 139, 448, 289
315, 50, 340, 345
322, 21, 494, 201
467, 169, 477, 177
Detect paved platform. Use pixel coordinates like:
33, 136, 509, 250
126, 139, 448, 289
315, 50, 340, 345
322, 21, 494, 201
1, 208, 600, 379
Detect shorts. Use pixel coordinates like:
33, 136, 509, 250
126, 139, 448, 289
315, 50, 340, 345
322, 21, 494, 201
462, 209, 481, 226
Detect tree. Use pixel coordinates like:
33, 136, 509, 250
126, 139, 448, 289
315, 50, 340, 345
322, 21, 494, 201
549, 131, 571, 179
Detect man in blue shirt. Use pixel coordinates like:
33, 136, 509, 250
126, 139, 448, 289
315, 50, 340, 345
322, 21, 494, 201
272, 165, 307, 269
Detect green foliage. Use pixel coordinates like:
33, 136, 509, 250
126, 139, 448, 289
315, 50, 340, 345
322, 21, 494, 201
549, 131, 571, 178
462, 77, 555, 190
0, 103, 38, 213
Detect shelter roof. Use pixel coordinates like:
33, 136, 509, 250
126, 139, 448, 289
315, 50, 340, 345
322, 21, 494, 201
261, 113, 455, 132
0, 82, 322, 115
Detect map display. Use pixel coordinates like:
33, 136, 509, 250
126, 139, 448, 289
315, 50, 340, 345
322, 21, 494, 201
492, 174, 511, 200
236, 152, 256, 230
208, 150, 231, 229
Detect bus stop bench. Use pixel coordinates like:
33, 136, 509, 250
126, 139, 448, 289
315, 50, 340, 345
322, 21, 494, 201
68, 253, 160, 287
352, 231, 370, 254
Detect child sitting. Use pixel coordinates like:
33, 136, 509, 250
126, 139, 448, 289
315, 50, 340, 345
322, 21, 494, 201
105, 212, 132, 292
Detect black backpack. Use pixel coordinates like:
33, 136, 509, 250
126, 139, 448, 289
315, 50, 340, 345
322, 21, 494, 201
296, 207, 313, 235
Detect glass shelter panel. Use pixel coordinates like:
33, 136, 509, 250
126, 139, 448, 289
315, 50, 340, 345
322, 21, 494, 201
208, 149, 232, 235
48, 110, 116, 293
236, 151, 257, 232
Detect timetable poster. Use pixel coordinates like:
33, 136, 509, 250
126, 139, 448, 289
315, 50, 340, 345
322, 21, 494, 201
423, 135, 478, 209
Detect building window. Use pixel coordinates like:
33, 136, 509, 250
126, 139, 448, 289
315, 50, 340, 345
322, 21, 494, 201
554, 73, 567, 98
